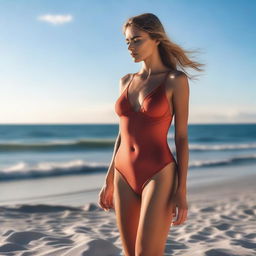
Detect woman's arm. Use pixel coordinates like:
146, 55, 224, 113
172, 73, 190, 193
104, 132, 121, 185
104, 74, 130, 185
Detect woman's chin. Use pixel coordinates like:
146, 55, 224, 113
132, 56, 140, 62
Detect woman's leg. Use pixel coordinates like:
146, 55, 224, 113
135, 162, 178, 256
114, 168, 141, 256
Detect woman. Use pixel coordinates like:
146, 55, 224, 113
98, 13, 204, 256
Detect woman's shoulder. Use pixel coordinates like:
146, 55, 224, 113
120, 73, 134, 83
165, 70, 189, 98
168, 69, 187, 79
166, 70, 188, 85
118, 73, 134, 94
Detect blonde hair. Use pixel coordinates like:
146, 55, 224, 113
122, 13, 205, 80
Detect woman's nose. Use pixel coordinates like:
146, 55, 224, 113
128, 43, 134, 51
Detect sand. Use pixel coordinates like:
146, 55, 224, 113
0, 173, 255, 256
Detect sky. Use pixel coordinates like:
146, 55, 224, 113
0, 0, 255, 124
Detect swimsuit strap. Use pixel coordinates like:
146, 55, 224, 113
126, 73, 137, 93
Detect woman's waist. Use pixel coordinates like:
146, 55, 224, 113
119, 139, 171, 153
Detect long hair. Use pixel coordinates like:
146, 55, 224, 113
122, 13, 205, 80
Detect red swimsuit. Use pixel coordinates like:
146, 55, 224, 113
114, 70, 176, 195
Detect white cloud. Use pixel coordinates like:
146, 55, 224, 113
37, 14, 73, 25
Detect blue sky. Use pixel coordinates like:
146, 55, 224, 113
0, 0, 255, 124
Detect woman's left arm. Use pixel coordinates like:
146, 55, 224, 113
172, 73, 190, 194
170, 72, 190, 226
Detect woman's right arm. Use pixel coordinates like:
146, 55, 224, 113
103, 74, 130, 185
104, 131, 121, 185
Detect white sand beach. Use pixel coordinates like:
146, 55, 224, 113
0, 173, 255, 256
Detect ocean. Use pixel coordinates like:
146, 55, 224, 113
0, 123, 255, 206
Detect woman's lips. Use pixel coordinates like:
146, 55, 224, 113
131, 53, 138, 57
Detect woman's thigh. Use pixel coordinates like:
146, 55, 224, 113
135, 161, 178, 256
113, 168, 141, 256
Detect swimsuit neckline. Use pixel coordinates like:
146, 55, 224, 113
126, 70, 172, 113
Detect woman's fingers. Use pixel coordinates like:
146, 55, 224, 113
97, 186, 115, 211
172, 207, 188, 225
172, 207, 181, 225
178, 210, 186, 225
110, 200, 115, 209
105, 199, 110, 210
98, 196, 112, 211
98, 197, 105, 209
182, 208, 188, 223
98, 193, 108, 210
172, 206, 176, 217
106, 196, 115, 210
172, 208, 182, 225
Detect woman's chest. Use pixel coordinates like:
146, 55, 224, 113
115, 85, 172, 118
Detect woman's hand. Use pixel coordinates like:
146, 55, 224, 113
171, 189, 188, 225
98, 182, 115, 211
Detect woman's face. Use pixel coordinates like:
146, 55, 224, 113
125, 25, 159, 62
